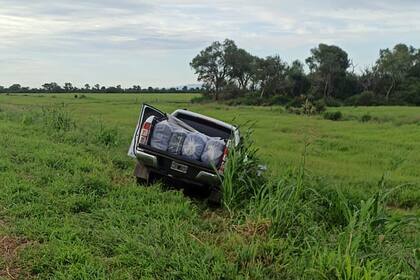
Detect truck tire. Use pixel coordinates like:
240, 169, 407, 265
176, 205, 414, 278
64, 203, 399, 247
136, 172, 160, 186
136, 176, 149, 186
208, 186, 222, 205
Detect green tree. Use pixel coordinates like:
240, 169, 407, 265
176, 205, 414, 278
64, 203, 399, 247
225, 47, 256, 91
256, 56, 287, 98
306, 44, 350, 98
190, 39, 236, 100
64, 82, 74, 92
8, 84, 22, 92
42, 82, 61, 93
375, 44, 417, 101
285, 60, 310, 97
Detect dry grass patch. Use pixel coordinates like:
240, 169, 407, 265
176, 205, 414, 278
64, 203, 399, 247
0, 235, 30, 279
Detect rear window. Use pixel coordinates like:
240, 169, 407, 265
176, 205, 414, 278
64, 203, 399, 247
174, 113, 233, 139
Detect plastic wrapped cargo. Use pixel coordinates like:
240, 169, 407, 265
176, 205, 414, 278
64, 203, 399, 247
167, 130, 187, 155
201, 138, 225, 166
150, 120, 174, 151
182, 132, 208, 161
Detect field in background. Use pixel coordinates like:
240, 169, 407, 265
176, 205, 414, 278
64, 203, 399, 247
2, 93, 419, 186
0, 93, 419, 278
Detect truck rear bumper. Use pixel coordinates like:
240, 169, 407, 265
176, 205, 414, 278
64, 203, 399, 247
136, 150, 220, 186
136, 150, 158, 168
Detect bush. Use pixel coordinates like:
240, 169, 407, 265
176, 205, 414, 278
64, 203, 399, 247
225, 92, 264, 106
191, 95, 212, 104
323, 111, 343, 121
360, 114, 372, 122
286, 96, 305, 108
324, 97, 343, 107
313, 99, 327, 113
220, 83, 246, 100
267, 95, 291, 105
345, 91, 386, 106
287, 98, 326, 116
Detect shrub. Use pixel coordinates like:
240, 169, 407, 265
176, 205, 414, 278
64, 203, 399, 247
301, 99, 317, 115
323, 111, 343, 121
220, 83, 246, 100
225, 93, 264, 106
323, 97, 343, 107
286, 106, 302, 115
360, 114, 372, 122
286, 96, 305, 108
313, 99, 327, 113
345, 91, 386, 106
267, 95, 291, 105
288, 99, 327, 116
191, 95, 212, 104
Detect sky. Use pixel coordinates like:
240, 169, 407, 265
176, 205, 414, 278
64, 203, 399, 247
0, 0, 419, 88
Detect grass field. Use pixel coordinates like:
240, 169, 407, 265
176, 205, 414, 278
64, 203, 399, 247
0, 93, 419, 279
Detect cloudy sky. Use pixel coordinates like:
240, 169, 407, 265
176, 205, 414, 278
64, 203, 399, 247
1, 0, 419, 88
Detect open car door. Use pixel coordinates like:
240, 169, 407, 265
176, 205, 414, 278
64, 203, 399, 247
128, 104, 165, 158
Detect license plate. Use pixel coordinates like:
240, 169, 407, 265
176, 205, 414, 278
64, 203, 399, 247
170, 161, 188, 173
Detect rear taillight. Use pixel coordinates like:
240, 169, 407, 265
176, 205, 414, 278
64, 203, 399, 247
139, 121, 152, 145
218, 144, 229, 174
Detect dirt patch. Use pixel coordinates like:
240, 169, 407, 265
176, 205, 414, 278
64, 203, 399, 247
0, 235, 30, 279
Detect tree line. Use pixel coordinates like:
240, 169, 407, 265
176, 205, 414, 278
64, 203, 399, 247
190, 39, 420, 106
0, 83, 202, 94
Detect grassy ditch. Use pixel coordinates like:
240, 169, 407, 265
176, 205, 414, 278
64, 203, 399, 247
221, 128, 419, 279
0, 105, 418, 279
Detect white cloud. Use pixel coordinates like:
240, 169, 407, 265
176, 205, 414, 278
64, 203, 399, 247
0, 0, 419, 86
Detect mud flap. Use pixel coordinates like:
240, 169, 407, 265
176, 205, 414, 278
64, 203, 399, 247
134, 162, 150, 180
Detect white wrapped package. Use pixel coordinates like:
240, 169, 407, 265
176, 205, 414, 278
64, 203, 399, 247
167, 130, 188, 155
201, 138, 225, 166
150, 120, 174, 151
182, 132, 208, 161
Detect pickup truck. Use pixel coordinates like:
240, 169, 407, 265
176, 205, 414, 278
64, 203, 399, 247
128, 104, 240, 199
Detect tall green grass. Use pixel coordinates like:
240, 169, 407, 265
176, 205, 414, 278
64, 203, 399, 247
221, 127, 265, 212
0, 103, 418, 279
221, 128, 419, 279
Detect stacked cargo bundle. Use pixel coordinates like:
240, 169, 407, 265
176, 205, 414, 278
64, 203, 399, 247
149, 119, 225, 167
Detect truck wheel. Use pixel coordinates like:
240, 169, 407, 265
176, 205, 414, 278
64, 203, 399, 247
208, 186, 222, 205
136, 172, 159, 186
136, 176, 149, 186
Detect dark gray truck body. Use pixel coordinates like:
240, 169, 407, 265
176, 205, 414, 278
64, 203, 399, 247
128, 104, 240, 189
